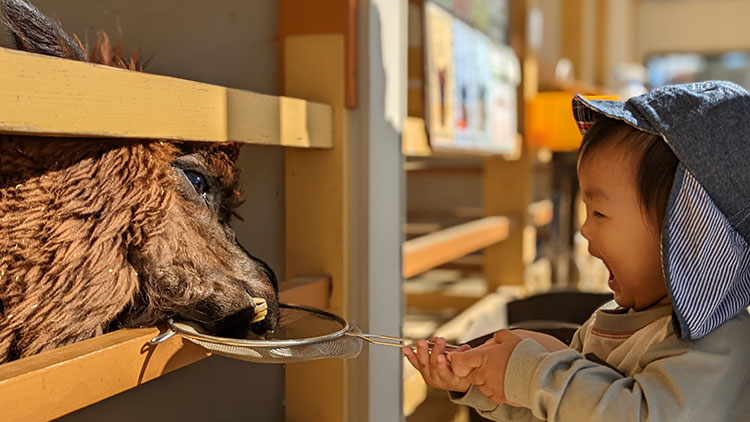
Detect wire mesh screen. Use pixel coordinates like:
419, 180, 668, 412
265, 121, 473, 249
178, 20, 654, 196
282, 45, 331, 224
169, 304, 363, 363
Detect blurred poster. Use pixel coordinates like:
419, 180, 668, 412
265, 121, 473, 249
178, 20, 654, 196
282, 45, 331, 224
488, 44, 520, 154
425, 2, 455, 146
488, 0, 508, 44
424, 0, 519, 154
452, 18, 476, 148
471, 0, 490, 32
453, 0, 473, 22
474, 33, 492, 149
433, 0, 453, 10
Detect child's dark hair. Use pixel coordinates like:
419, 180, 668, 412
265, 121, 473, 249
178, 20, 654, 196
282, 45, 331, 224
578, 118, 679, 225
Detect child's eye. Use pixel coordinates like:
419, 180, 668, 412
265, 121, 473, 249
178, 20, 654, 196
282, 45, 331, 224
593, 211, 606, 219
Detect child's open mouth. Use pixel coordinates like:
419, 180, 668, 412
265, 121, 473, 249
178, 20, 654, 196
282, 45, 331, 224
606, 264, 619, 292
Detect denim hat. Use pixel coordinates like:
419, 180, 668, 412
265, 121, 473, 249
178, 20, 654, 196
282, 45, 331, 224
572, 81, 750, 340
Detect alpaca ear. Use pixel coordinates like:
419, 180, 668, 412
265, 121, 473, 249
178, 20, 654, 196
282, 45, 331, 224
2, 0, 85, 60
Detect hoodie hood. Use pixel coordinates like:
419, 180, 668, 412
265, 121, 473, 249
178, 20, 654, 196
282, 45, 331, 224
572, 81, 750, 340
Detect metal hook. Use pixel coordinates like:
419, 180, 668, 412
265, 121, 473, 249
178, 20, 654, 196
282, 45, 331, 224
150, 329, 177, 345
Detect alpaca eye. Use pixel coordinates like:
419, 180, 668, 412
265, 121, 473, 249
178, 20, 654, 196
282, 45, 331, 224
183, 170, 209, 196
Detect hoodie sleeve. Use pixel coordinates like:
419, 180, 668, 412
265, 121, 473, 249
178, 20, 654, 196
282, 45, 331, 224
446, 321, 592, 421
448, 386, 543, 422
503, 316, 750, 422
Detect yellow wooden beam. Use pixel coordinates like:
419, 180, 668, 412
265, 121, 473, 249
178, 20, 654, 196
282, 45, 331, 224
402, 116, 432, 156
0, 275, 332, 421
0, 327, 209, 421
283, 34, 351, 422
0, 47, 332, 148
402, 216, 510, 279
278, 275, 331, 309
405, 292, 484, 311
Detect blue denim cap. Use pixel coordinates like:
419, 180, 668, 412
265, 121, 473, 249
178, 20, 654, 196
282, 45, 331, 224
572, 81, 750, 340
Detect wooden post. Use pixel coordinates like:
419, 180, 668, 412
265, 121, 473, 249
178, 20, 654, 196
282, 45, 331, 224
483, 0, 535, 290
483, 153, 534, 289
280, 2, 356, 421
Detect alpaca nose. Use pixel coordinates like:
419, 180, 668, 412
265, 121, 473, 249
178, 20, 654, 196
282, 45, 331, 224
217, 298, 257, 338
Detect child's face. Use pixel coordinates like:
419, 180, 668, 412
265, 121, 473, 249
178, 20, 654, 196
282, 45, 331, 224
578, 142, 668, 310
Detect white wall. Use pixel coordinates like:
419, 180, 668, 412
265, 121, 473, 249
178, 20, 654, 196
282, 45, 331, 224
350, 0, 407, 421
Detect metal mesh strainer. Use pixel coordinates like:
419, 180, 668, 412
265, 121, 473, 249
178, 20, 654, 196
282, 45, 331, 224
150, 303, 458, 363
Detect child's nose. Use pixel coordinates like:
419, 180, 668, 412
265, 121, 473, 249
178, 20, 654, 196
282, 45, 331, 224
579, 218, 592, 242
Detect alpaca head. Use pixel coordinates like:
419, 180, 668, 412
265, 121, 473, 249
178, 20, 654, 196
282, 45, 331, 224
0, 0, 279, 361
118, 141, 281, 338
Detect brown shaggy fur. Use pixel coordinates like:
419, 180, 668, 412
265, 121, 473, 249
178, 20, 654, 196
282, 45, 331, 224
0, 0, 279, 363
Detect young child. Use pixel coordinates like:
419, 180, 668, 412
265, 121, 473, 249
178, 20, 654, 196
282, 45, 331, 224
403, 81, 750, 421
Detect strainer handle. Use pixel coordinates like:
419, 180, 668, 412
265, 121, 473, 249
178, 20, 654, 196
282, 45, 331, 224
346, 332, 460, 350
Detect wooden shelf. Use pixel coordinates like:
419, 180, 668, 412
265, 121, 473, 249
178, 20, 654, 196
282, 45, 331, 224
0, 327, 209, 422
407, 206, 485, 221
402, 117, 521, 158
402, 216, 510, 278
0, 47, 332, 148
406, 291, 484, 311
0, 275, 331, 421
407, 199, 551, 225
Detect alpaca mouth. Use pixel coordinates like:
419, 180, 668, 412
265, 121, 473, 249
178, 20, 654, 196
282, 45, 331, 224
212, 296, 279, 338
216, 306, 258, 338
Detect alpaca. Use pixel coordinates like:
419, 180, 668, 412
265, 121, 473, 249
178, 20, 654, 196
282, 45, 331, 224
0, 0, 279, 364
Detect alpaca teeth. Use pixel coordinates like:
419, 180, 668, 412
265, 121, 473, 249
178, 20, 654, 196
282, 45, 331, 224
251, 297, 268, 323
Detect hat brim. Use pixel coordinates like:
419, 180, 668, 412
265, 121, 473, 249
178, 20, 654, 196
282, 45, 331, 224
572, 95, 659, 136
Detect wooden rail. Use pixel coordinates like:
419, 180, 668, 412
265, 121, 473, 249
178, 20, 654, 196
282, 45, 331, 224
401, 117, 522, 158
0, 328, 208, 422
0, 47, 332, 148
402, 216, 510, 279
406, 199, 551, 225
0, 275, 331, 421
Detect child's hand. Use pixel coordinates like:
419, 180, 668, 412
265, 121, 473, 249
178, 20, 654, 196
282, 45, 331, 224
402, 337, 472, 393
447, 329, 523, 404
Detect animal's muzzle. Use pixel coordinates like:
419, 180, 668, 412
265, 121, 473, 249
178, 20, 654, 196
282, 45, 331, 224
217, 304, 255, 338
216, 296, 276, 338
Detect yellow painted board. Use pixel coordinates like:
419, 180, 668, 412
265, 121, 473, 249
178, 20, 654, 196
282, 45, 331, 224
0, 47, 332, 148
402, 116, 432, 156
0, 328, 209, 421
283, 34, 351, 422
278, 275, 332, 309
406, 292, 483, 311
0, 274, 336, 422
402, 216, 510, 279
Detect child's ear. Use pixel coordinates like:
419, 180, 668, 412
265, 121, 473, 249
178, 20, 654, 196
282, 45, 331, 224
2, 0, 85, 61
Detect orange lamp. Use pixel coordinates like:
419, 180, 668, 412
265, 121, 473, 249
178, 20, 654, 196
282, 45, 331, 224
526, 92, 618, 152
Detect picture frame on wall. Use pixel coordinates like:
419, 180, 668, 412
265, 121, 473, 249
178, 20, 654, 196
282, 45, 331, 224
423, 0, 520, 155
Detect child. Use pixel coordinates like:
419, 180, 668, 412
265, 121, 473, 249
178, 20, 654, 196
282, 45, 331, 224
403, 81, 750, 421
